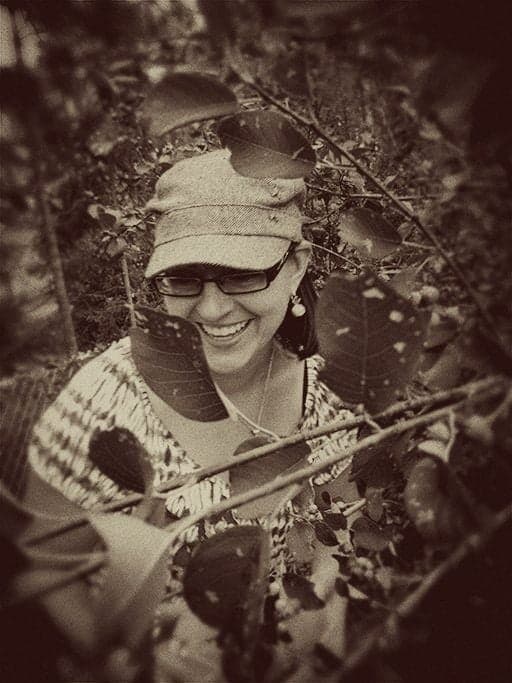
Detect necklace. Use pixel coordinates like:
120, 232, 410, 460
215, 345, 278, 439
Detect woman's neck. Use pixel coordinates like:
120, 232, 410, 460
210, 342, 276, 400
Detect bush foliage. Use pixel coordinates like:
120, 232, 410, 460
1, 2, 511, 682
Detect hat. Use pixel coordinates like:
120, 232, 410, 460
145, 149, 305, 278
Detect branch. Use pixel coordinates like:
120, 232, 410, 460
161, 394, 502, 538
231, 66, 508, 351
23, 379, 509, 602
7, 553, 106, 606
26, 375, 507, 546
121, 253, 136, 327
341, 501, 512, 676
34, 164, 78, 356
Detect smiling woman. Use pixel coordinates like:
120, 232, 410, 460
25, 148, 357, 620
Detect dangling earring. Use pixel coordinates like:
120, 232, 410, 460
290, 292, 306, 317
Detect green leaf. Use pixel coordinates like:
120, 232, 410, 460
337, 208, 402, 259
183, 526, 269, 629
89, 427, 153, 494
365, 486, 384, 522
404, 457, 476, 546
285, 520, 316, 564
389, 267, 418, 298
350, 516, 389, 552
217, 110, 316, 179
424, 317, 459, 350
349, 431, 404, 489
130, 306, 228, 422
140, 72, 238, 137
313, 520, 339, 546
282, 572, 325, 610
90, 513, 173, 649
87, 116, 125, 157
230, 436, 311, 518
323, 511, 347, 531
419, 343, 463, 390
1, 483, 106, 657
316, 269, 428, 413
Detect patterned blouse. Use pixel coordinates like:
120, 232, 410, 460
28, 336, 357, 579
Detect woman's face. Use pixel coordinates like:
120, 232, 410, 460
160, 246, 309, 377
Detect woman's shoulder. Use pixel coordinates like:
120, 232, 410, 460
69, 337, 135, 388
304, 353, 354, 418
41, 336, 142, 421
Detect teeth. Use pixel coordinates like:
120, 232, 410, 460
200, 321, 249, 338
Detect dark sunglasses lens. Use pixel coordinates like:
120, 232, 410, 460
221, 272, 267, 293
157, 277, 201, 296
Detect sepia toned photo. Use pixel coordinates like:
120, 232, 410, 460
1, 2, 511, 681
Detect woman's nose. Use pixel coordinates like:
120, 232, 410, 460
194, 281, 234, 321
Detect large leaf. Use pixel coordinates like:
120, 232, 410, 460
2, 479, 176, 656
350, 516, 389, 552
89, 427, 153, 494
183, 526, 269, 630
1, 484, 106, 657
316, 270, 428, 413
91, 513, 174, 649
230, 436, 311, 518
337, 208, 402, 259
140, 72, 238, 137
217, 110, 316, 178
130, 306, 228, 422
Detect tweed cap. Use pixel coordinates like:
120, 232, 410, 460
145, 149, 305, 278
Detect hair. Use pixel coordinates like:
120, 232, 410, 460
275, 271, 318, 360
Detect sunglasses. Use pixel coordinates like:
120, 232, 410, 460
153, 243, 296, 297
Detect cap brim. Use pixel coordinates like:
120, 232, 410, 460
145, 235, 290, 279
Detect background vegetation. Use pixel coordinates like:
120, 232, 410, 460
1, 2, 511, 682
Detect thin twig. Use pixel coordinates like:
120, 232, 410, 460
401, 241, 436, 250
161, 400, 480, 536
342, 501, 512, 675
7, 553, 106, 606
304, 207, 342, 225
121, 253, 136, 327
343, 498, 367, 517
26, 376, 507, 546
349, 193, 439, 201
308, 242, 361, 269
232, 67, 505, 343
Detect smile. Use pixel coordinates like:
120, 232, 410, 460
198, 320, 251, 340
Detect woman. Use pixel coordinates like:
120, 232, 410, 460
26, 149, 357, 572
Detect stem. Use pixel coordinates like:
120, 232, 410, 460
308, 242, 361, 269
26, 375, 507, 547
35, 171, 78, 356
232, 67, 505, 342
162, 401, 473, 536
121, 253, 136, 327
9, 5, 77, 356
8, 554, 106, 606
342, 501, 512, 675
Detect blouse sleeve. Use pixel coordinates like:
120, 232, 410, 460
27, 340, 143, 509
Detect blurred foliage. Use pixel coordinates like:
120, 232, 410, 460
2, 0, 510, 372
1, 3, 511, 678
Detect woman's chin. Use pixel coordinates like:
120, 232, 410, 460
203, 346, 252, 377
